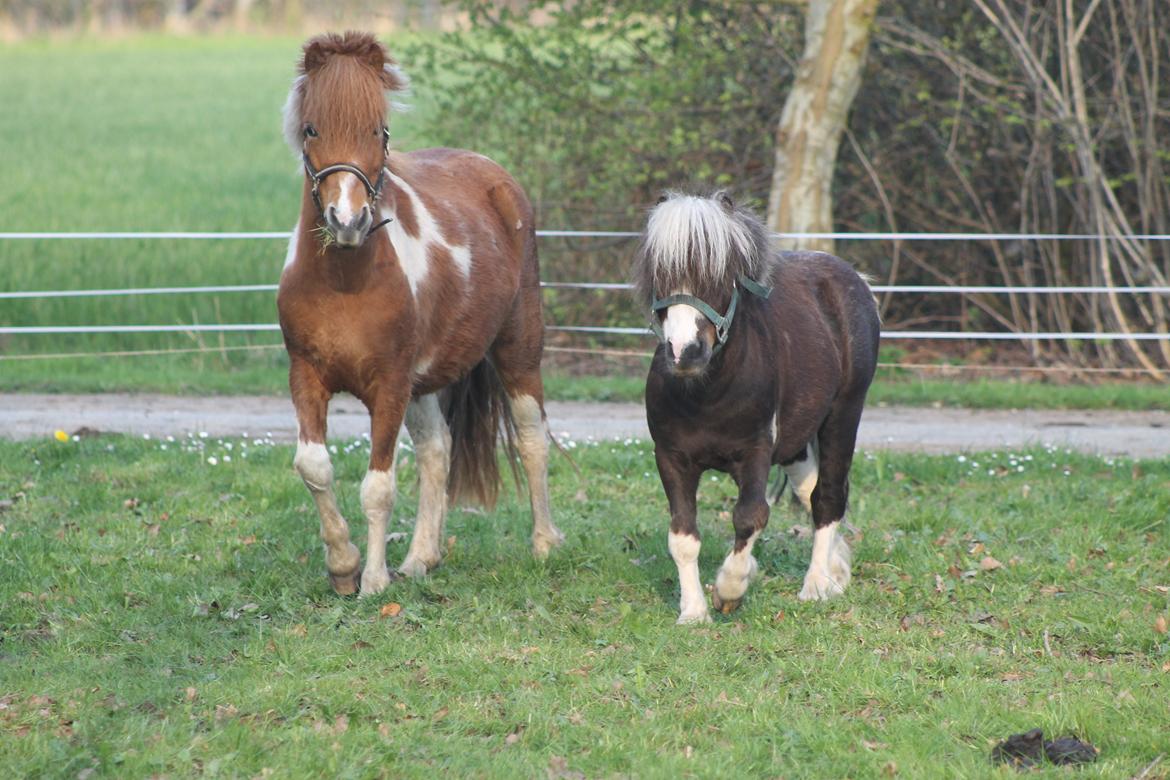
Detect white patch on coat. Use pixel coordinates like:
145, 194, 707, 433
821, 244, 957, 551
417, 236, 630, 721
662, 302, 702, 363
381, 171, 472, 297
784, 443, 819, 512
668, 531, 710, 624
798, 521, 852, 601
283, 219, 300, 269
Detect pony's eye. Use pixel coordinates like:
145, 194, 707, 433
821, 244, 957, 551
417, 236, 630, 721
303, 124, 318, 139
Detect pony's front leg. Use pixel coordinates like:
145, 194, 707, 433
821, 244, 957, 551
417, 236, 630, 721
656, 451, 708, 624
290, 359, 361, 595
711, 454, 771, 614
398, 394, 450, 579
359, 388, 411, 596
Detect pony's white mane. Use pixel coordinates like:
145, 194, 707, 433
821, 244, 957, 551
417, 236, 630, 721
644, 193, 758, 286
280, 63, 412, 157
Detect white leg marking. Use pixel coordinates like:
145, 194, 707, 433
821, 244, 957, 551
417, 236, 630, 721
784, 443, 819, 512
294, 440, 360, 581
400, 395, 450, 578
798, 520, 852, 601
661, 302, 702, 364
509, 394, 564, 558
359, 464, 397, 595
713, 531, 760, 612
669, 531, 710, 624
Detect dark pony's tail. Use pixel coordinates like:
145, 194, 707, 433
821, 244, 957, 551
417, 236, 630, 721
441, 359, 521, 509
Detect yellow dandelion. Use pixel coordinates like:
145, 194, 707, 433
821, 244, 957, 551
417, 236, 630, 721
53, 429, 69, 442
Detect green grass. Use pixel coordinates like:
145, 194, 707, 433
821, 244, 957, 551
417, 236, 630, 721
1, 434, 1168, 777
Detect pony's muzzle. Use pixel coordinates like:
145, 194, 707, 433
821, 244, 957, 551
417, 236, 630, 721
666, 339, 710, 374
325, 203, 373, 249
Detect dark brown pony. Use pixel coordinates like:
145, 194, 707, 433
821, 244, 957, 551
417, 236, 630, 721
277, 32, 562, 596
633, 190, 880, 623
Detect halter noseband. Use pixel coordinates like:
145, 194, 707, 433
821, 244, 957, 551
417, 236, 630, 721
301, 128, 393, 238
650, 274, 772, 355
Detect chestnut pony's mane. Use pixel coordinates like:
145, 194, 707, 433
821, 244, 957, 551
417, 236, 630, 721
281, 31, 410, 154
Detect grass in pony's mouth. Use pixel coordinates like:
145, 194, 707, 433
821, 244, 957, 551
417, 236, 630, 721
312, 223, 336, 252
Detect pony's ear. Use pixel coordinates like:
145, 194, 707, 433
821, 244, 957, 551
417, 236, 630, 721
300, 37, 331, 74
718, 192, 735, 211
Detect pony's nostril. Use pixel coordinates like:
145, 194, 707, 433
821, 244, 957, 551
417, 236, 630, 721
680, 342, 705, 364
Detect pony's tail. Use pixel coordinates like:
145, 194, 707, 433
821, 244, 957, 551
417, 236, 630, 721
441, 359, 520, 509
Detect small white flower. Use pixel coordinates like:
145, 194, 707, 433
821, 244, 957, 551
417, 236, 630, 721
207, 456, 218, 465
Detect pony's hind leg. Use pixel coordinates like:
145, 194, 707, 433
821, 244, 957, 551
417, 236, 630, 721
491, 284, 564, 559
290, 357, 361, 595
508, 391, 565, 558
712, 452, 771, 614
781, 442, 819, 512
398, 393, 451, 578
798, 405, 861, 601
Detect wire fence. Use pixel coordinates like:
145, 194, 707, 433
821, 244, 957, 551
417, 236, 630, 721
3, 230, 1170, 364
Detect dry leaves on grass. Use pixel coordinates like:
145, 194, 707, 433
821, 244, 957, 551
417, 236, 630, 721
380, 603, 402, 619
1155, 615, 1168, 635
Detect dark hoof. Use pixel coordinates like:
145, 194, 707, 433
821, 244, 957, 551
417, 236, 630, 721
329, 569, 361, 596
710, 590, 744, 614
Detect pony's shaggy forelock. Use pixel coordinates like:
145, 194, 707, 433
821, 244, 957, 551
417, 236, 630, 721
281, 32, 411, 156
632, 190, 774, 308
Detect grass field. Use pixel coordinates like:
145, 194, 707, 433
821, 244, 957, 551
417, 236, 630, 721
1, 432, 1168, 777
2, 35, 1166, 409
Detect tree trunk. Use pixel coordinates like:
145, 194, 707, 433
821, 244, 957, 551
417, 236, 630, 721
766, 0, 879, 253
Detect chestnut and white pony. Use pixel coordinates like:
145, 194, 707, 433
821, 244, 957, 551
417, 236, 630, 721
277, 32, 563, 596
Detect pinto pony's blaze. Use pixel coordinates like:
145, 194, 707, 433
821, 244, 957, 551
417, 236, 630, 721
277, 31, 563, 596
633, 190, 880, 623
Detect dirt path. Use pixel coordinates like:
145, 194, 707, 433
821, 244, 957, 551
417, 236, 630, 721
1, 393, 1167, 457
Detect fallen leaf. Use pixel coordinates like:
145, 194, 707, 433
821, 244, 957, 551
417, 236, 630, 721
380, 603, 403, 619
1155, 615, 1168, 635
980, 556, 1002, 571
184, 687, 198, 702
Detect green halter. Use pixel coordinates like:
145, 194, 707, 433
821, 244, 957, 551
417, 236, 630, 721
650, 274, 772, 355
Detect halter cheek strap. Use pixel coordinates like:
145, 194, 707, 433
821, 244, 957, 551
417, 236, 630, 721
650, 274, 772, 355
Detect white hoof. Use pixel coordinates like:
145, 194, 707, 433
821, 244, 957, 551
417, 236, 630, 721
359, 565, 393, 596
398, 555, 434, 579
532, 525, 565, 559
713, 556, 758, 613
676, 609, 712, 625
798, 567, 846, 601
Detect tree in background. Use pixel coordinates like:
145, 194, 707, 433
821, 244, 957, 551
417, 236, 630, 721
767, 0, 878, 254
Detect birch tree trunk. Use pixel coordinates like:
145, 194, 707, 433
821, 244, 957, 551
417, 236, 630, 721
766, 0, 878, 253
